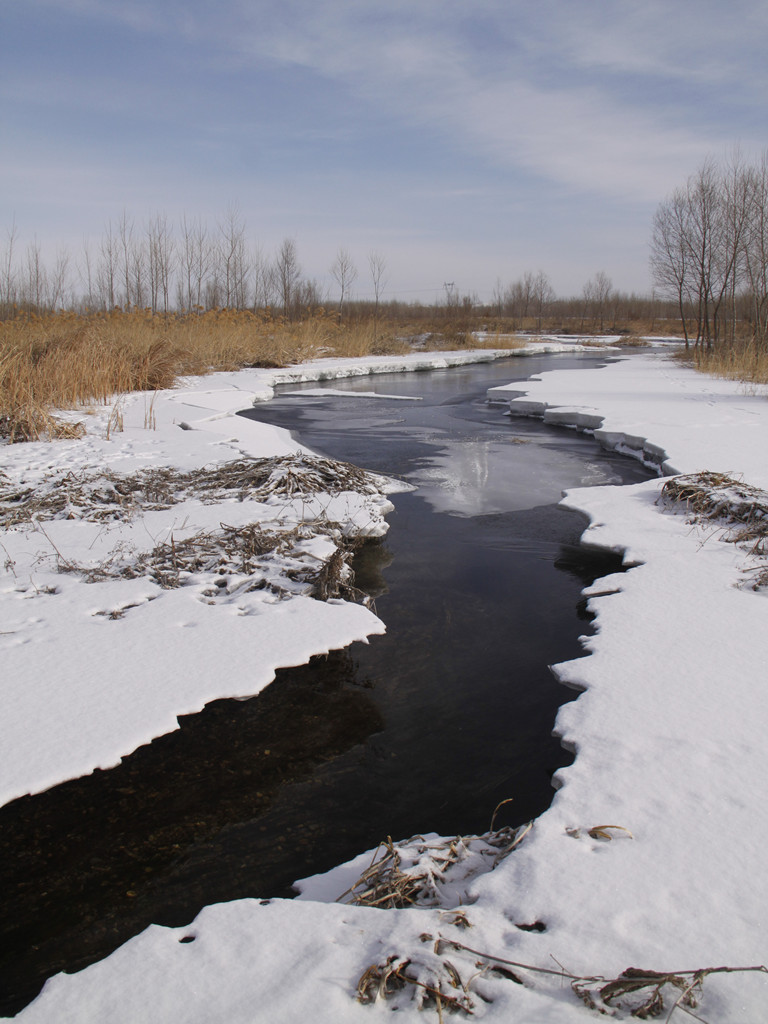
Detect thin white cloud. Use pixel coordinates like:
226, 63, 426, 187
545, 0, 768, 88
25, 1, 764, 201
204, 1, 764, 203
455, 80, 710, 203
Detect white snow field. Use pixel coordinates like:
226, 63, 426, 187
4, 344, 768, 1022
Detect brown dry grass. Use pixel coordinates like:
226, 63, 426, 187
0, 309, 411, 441
0, 308, 553, 443
336, 822, 532, 911
677, 339, 768, 385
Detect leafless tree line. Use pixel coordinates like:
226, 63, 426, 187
3, 208, 676, 334
0, 210, 391, 321
651, 151, 768, 351
489, 269, 621, 332
490, 270, 555, 329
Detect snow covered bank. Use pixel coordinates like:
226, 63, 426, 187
490, 347, 768, 486
7, 346, 768, 1023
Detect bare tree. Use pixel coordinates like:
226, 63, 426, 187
178, 215, 211, 312
1, 220, 18, 308
204, 266, 223, 310
520, 271, 535, 320
501, 271, 538, 327
130, 238, 146, 310
491, 277, 505, 318
687, 158, 727, 350
25, 238, 46, 309
295, 277, 324, 310
275, 238, 301, 318
49, 247, 72, 310
530, 270, 554, 331
79, 239, 96, 310
368, 251, 387, 326
650, 187, 694, 348
582, 271, 613, 331
501, 279, 524, 326
251, 245, 276, 310
719, 150, 753, 345
117, 211, 135, 308
99, 221, 118, 309
218, 206, 250, 309
652, 156, 751, 351
742, 155, 768, 347
330, 248, 357, 319
147, 214, 175, 314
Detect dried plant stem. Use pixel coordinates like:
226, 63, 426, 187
360, 934, 767, 1022
662, 471, 768, 587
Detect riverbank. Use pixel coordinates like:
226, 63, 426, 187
4, 343, 768, 1022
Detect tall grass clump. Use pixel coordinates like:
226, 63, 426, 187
1, 311, 180, 440
679, 338, 768, 385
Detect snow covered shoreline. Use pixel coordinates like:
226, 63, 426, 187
5, 344, 768, 1022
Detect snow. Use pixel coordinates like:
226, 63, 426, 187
281, 388, 422, 400
490, 349, 768, 485
5, 344, 768, 1022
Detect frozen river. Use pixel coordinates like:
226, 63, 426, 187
1, 351, 654, 1015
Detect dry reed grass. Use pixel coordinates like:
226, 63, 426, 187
337, 822, 533, 911
677, 340, 768, 385
661, 471, 768, 587
0, 309, 425, 441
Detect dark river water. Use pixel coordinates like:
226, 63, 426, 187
0, 351, 653, 1016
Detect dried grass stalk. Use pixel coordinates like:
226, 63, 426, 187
359, 935, 768, 1021
1, 455, 384, 605
0, 454, 386, 529
0, 308, 484, 442
337, 823, 532, 910
357, 954, 475, 1018
661, 471, 768, 587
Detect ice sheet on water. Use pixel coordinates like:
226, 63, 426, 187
407, 438, 625, 516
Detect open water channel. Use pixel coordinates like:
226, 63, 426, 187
1, 351, 653, 1016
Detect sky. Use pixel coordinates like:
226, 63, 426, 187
2, 0, 767, 301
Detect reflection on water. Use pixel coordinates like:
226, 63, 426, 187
408, 438, 625, 516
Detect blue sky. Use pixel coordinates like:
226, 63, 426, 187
3, 0, 767, 301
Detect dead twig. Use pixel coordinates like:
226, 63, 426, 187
364, 938, 767, 1021
337, 823, 532, 910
